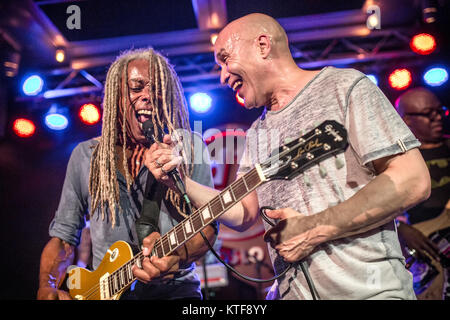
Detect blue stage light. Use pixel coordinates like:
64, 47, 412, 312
22, 75, 44, 96
45, 105, 69, 130
366, 74, 378, 86
423, 67, 448, 87
45, 113, 68, 130
189, 93, 212, 113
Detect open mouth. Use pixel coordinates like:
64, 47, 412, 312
136, 109, 153, 124
231, 79, 243, 92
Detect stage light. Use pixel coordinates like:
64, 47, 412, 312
235, 92, 245, 106
410, 33, 436, 55
22, 75, 43, 96
45, 105, 69, 130
366, 14, 380, 30
4, 51, 20, 78
210, 33, 218, 45
79, 103, 101, 125
190, 93, 212, 113
423, 67, 448, 87
13, 118, 36, 138
443, 106, 449, 118
421, 0, 438, 24
389, 69, 412, 90
55, 48, 65, 63
366, 74, 378, 86
45, 114, 68, 130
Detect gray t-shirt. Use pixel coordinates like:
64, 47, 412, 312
49, 134, 214, 299
238, 66, 420, 300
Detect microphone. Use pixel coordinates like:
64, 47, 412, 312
142, 120, 187, 197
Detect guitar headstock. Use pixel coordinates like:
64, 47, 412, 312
260, 120, 348, 181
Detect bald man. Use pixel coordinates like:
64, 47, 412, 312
147, 13, 431, 299
396, 87, 449, 225
396, 87, 449, 299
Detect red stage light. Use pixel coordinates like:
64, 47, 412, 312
79, 103, 101, 125
13, 118, 36, 138
410, 33, 436, 55
235, 92, 245, 106
389, 69, 412, 90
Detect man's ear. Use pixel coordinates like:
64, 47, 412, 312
257, 34, 271, 59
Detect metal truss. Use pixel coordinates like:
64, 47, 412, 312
15, 4, 423, 101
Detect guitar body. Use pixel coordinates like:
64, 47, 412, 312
67, 241, 134, 300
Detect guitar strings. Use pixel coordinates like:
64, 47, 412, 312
80, 160, 284, 298
80, 250, 146, 300
75, 170, 260, 299
76, 169, 274, 299
75, 129, 334, 299
152, 168, 260, 257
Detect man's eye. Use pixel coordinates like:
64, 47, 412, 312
130, 87, 142, 92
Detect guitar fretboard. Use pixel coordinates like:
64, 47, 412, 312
105, 166, 264, 297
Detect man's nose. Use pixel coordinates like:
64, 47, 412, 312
141, 86, 151, 103
220, 67, 231, 86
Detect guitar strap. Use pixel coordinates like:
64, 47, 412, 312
135, 171, 166, 247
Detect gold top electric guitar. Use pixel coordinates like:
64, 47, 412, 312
66, 120, 348, 300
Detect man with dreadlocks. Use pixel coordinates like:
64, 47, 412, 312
37, 48, 217, 300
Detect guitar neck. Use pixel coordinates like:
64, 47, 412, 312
107, 166, 265, 294
92, 120, 349, 299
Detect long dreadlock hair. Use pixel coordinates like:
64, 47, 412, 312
89, 48, 194, 228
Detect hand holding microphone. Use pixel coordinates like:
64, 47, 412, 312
142, 120, 187, 196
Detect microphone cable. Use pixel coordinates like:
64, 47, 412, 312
143, 121, 320, 299
259, 206, 320, 299
185, 200, 291, 284
185, 199, 321, 300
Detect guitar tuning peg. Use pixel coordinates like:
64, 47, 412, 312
290, 162, 299, 169
335, 155, 344, 169
303, 174, 311, 187
319, 165, 327, 178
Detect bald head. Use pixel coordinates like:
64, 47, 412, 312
396, 87, 444, 144
213, 13, 307, 110
216, 13, 290, 59
396, 87, 441, 117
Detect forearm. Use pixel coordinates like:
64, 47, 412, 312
318, 175, 418, 241
39, 237, 75, 290
185, 177, 256, 231
185, 177, 219, 209
311, 153, 430, 243
180, 224, 217, 265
